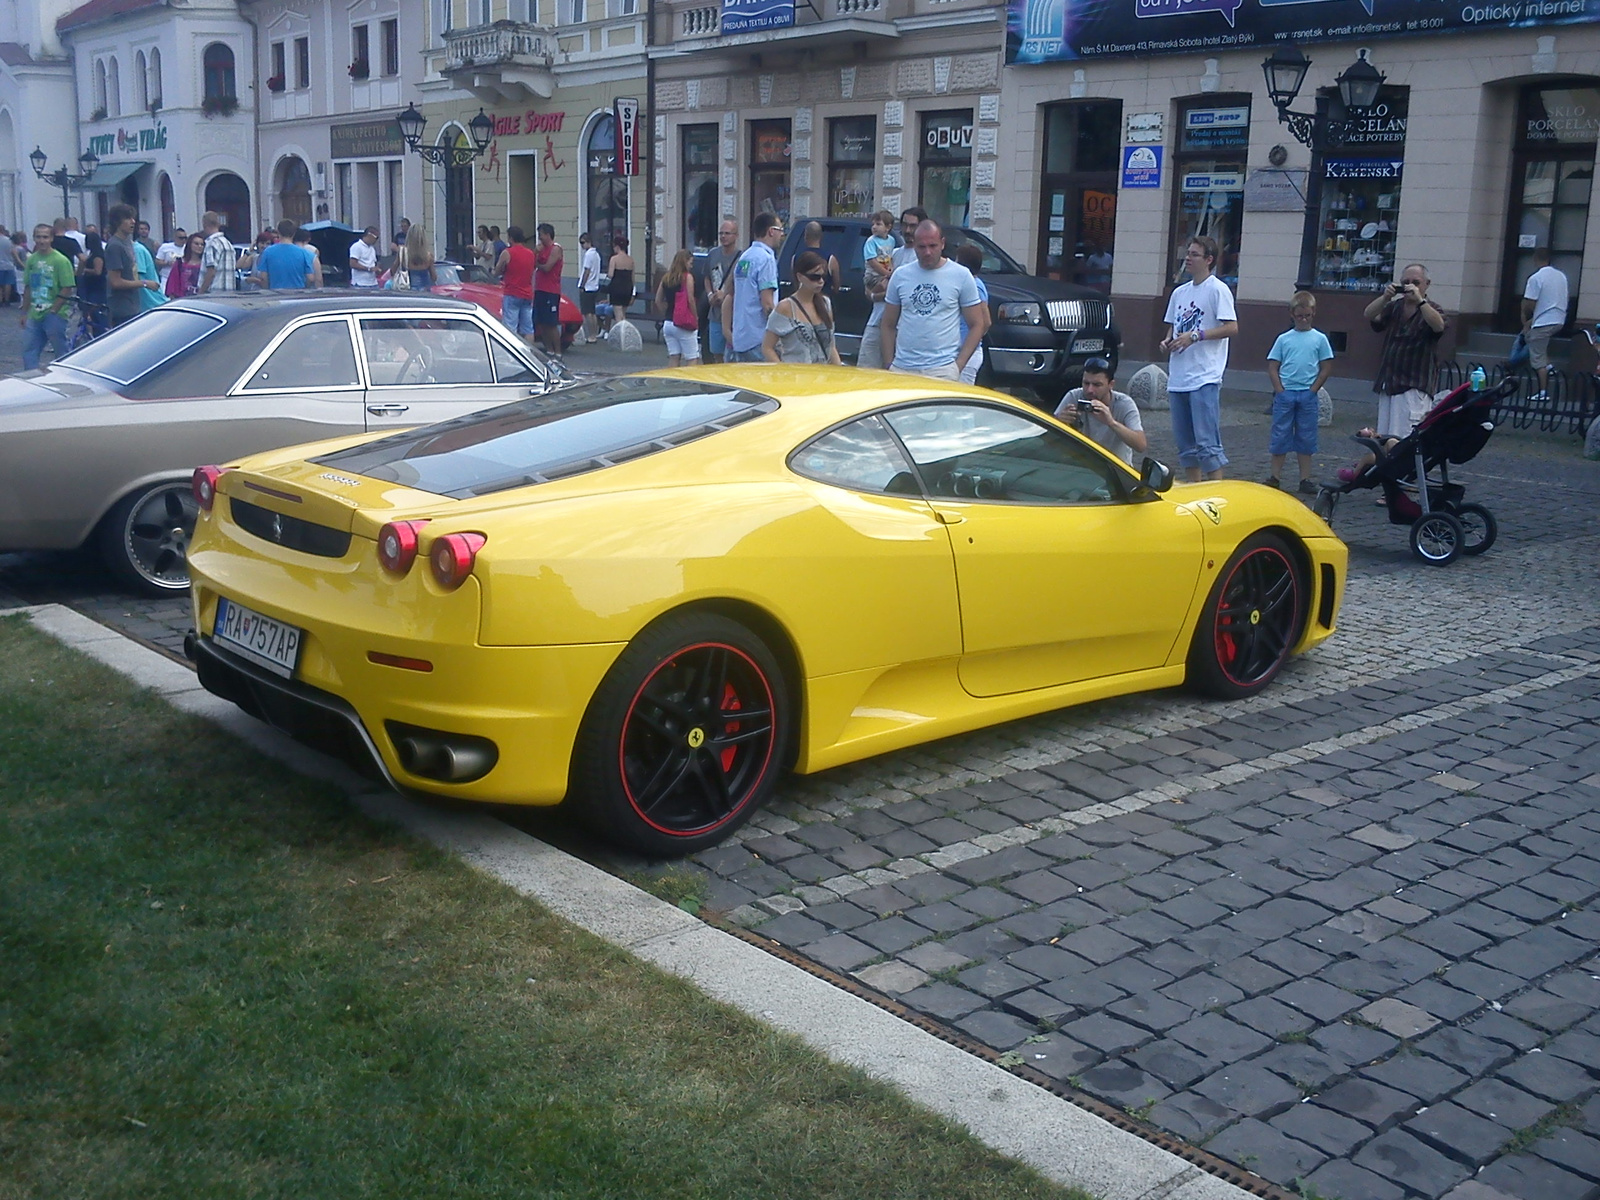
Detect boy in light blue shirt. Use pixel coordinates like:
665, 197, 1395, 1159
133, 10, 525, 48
1265, 290, 1335, 494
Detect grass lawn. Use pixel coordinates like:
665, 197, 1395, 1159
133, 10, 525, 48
0, 616, 1093, 1200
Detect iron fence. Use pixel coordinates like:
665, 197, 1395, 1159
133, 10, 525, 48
1432, 360, 1599, 435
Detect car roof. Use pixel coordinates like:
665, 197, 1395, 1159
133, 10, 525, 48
167, 292, 482, 323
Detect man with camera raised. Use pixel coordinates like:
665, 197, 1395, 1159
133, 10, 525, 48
1053, 357, 1147, 466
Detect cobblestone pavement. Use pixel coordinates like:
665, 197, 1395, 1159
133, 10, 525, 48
4, 363, 1599, 1199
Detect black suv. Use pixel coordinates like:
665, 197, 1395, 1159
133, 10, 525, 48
776, 217, 1119, 402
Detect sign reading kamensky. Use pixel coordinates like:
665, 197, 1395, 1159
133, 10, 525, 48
613, 97, 641, 177
720, 0, 796, 33
1007, 0, 1600, 61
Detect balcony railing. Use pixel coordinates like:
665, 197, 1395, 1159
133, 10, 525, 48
444, 21, 556, 71
680, 5, 719, 35
834, 0, 882, 13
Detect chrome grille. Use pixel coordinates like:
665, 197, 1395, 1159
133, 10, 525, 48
1046, 299, 1110, 332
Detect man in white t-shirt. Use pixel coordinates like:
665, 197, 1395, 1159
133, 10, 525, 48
1161, 236, 1239, 481
881, 219, 989, 382
156, 228, 185, 289
348, 226, 380, 287
1521, 246, 1569, 403
577, 232, 602, 343
858, 206, 925, 370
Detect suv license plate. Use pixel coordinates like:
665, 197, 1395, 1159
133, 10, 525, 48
214, 597, 303, 678
1073, 338, 1105, 353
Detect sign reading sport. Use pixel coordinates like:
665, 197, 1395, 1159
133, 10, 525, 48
1007, 0, 1600, 61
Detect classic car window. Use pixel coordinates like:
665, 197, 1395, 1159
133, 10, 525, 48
790, 416, 921, 496
884, 403, 1123, 505
491, 338, 541, 384
241, 320, 360, 391
55, 308, 224, 384
431, 263, 462, 285
314, 377, 778, 498
361, 317, 494, 386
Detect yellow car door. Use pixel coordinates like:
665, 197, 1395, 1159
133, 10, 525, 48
883, 402, 1205, 698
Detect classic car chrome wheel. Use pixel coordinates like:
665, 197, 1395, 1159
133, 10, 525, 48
574, 613, 789, 856
1188, 534, 1305, 700
99, 480, 197, 595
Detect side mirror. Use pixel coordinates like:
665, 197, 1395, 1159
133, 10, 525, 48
1137, 456, 1174, 494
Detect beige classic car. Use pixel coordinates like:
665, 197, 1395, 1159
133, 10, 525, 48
0, 293, 568, 594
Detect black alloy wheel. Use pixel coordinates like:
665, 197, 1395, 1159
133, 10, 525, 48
1188, 533, 1306, 700
573, 612, 790, 856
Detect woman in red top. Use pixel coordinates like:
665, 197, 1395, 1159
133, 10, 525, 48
532, 222, 564, 359
494, 225, 538, 347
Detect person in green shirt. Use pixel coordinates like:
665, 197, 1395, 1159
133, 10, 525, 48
21, 223, 75, 369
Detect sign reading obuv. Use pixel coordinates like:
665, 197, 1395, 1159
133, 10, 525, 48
721, 0, 796, 33
1007, 0, 1600, 61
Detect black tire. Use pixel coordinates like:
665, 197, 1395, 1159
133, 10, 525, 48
1187, 532, 1306, 700
97, 480, 197, 596
1452, 502, 1497, 556
1409, 511, 1463, 566
571, 612, 791, 856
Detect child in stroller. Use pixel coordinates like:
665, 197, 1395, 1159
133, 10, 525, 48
1313, 377, 1508, 565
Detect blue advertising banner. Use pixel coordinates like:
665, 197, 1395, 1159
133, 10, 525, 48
722, 0, 796, 33
1122, 145, 1164, 187
1008, 0, 1600, 61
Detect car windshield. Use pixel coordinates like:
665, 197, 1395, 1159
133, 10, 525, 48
54, 308, 225, 384
315, 376, 778, 499
432, 263, 462, 286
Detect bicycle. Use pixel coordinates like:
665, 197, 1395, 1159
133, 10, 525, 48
62, 297, 110, 352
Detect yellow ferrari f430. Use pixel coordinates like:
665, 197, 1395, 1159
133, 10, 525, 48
188, 367, 1345, 855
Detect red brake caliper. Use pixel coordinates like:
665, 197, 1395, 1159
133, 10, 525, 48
1217, 572, 1239, 667
720, 682, 741, 773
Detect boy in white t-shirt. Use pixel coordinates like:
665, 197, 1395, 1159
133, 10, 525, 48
1161, 235, 1239, 481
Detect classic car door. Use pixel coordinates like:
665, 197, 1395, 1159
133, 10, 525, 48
882, 402, 1205, 698
355, 313, 541, 432
225, 315, 372, 451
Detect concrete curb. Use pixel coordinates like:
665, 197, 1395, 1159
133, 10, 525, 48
21, 601, 1255, 1200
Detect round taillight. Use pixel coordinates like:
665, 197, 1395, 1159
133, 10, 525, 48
430, 532, 487, 591
377, 519, 429, 575
192, 465, 224, 511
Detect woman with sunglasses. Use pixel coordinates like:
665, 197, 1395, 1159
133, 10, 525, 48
761, 250, 841, 365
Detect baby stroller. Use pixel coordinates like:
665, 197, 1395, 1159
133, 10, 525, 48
1313, 378, 1509, 566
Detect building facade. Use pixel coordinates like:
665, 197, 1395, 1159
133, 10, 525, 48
0, 0, 89, 233
415, 0, 649, 269
59, 0, 255, 239
995, 16, 1600, 374
651, 0, 1003, 269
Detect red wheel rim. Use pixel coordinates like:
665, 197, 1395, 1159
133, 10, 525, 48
1212, 547, 1299, 688
618, 641, 777, 838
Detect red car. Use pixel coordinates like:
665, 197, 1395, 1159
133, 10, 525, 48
381, 260, 583, 349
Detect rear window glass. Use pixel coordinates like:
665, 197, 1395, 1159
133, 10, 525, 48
314, 376, 778, 498
56, 308, 224, 384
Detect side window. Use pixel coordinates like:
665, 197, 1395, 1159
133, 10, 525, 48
242, 320, 360, 391
360, 318, 494, 386
790, 415, 922, 496
491, 338, 542, 384
883, 403, 1123, 505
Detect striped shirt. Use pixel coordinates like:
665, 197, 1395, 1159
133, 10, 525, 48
1371, 297, 1446, 396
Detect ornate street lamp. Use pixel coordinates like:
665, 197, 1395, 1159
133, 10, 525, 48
30, 145, 100, 219
1261, 45, 1386, 150
395, 102, 495, 168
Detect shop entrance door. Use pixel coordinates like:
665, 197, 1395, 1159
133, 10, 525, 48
444, 154, 474, 265
1499, 83, 1600, 329
1035, 102, 1120, 291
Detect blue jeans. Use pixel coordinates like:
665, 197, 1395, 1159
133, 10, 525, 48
1269, 388, 1319, 456
726, 345, 765, 363
706, 318, 727, 356
502, 294, 534, 336
1169, 382, 1227, 473
22, 312, 68, 369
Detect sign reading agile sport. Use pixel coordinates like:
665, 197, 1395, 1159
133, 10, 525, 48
1007, 0, 1600, 61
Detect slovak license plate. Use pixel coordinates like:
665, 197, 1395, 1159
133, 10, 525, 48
214, 597, 303, 678
1073, 337, 1105, 353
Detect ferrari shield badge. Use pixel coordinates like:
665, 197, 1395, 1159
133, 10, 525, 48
1181, 497, 1228, 525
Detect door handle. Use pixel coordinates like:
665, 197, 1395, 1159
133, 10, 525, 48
366, 403, 409, 416
934, 510, 966, 525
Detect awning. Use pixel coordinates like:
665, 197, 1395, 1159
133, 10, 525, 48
79, 160, 150, 190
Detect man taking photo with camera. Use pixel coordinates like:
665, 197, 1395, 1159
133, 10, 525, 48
1053, 357, 1147, 465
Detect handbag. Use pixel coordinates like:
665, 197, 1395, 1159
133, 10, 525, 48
389, 245, 411, 290
671, 283, 697, 331
1507, 331, 1529, 368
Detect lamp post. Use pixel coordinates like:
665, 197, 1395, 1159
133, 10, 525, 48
1260, 46, 1386, 288
30, 145, 100, 220
394, 102, 495, 168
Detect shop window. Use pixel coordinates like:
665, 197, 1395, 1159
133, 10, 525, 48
750, 119, 791, 230
1310, 87, 1407, 293
919, 109, 972, 230
1170, 98, 1248, 288
828, 116, 876, 217
1036, 101, 1120, 289
203, 43, 236, 102
294, 37, 310, 89
382, 20, 400, 76
584, 114, 629, 255
681, 124, 719, 252
1499, 82, 1599, 327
